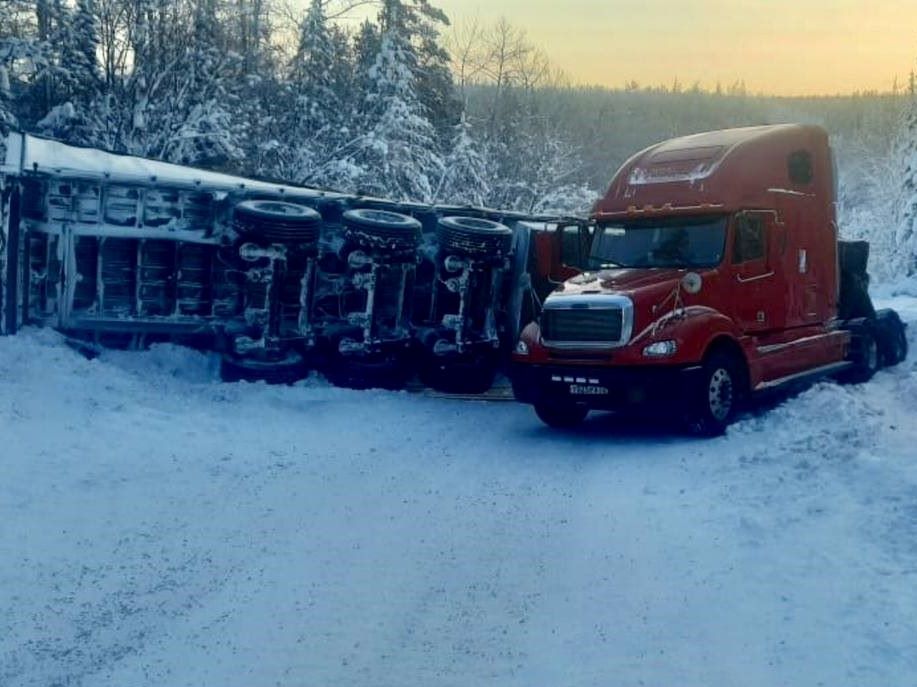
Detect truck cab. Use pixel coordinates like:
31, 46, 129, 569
511, 124, 906, 433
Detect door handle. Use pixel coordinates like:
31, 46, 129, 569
736, 271, 774, 284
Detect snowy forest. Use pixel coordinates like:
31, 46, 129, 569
2, 0, 917, 275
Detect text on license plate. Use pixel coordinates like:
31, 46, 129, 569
569, 384, 609, 396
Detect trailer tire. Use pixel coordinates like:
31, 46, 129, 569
234, 200, 322, 250
323, 348, 413, 391
419, 350, 500, 394
684, 350, 743, 436
534, 401, 589, 429
342, 209, 422, 255
437, 216, 513, 258
220, 350, 310, 385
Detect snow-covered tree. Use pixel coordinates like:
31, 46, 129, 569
36, 0, 105, 144
436, 112, 488, 205
275, 0, 355, 185
347, 6, 444, 201
894, 102, 917, 276
122, 0, 246, 166
0, 0, 47, 149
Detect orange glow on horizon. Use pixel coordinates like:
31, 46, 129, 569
338, 0, 917, 96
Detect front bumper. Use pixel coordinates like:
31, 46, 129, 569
510, 362, 703, 410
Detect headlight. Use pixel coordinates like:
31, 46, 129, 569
514, 340, 530, 355
643, 340, 678, 357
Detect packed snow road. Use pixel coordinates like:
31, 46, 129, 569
2, 296, 916, 687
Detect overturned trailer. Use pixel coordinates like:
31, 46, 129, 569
0, 133, 590, 391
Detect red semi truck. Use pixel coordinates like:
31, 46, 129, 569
510, 124, 908, 433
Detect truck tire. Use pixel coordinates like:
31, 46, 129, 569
875, 310, 908, 367
685, 350, 743, 436
220, 349, 310, 385
884, 325, 908, 367
233, 200, 322, 250
437, 216, 513, 258
342, 209, 422, 255
840, 329, 880, 384
534, 402, 589, 429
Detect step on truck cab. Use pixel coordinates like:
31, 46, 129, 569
510, 124, 908, 433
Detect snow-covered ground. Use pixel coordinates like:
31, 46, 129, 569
2, 296, 916, 687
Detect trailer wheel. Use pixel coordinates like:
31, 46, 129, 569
233, 200, 322, 250
685, 350, 743, 436
419, 350, 500, 395
534, 402, 589, 429
323, 348, 413, 391
220, 350, 310, 385
342, 209, 422, 254
840, 329, 880, 384
437, 216, 513, 258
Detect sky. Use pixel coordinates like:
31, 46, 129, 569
337, 0, 917, 96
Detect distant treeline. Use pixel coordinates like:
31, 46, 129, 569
0, 0, 911, 224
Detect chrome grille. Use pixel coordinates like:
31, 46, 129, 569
542, 308, 623, 343
540, 294, 634, 349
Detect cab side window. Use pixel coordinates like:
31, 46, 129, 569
561, 225, 581, 265
559, 224, 592, 268
733, 215, 765, 264
788, 150, 813, 185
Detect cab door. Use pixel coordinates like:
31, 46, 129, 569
731, 212, 776, 334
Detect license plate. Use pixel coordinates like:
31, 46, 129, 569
569, 384, 609, 396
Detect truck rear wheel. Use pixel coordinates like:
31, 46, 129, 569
875, 310, 908, 367
534, 402, 589, 429
840, 329, 880, 384
685, 350, 743, 436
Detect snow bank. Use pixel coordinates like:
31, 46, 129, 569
2, 298, 917, 686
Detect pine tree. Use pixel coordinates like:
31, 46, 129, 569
894, 102, 917, 276
37, 0, 103, 144
280, 0, 353, 185
436, 112, 488, 205
348, 6, 444, 201
126, 0, 246, 166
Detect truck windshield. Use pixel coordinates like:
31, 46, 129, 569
589, 216, 727, 269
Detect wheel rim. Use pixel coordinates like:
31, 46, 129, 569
708, 367, 734, 421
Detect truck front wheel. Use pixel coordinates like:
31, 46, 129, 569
685, 350, 743, 436
534, 402, 589, 429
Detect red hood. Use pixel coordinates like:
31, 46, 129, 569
556, 268, 686, 297
549, 268, 709, 338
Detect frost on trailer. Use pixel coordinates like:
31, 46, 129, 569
0, 133, 588, 391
